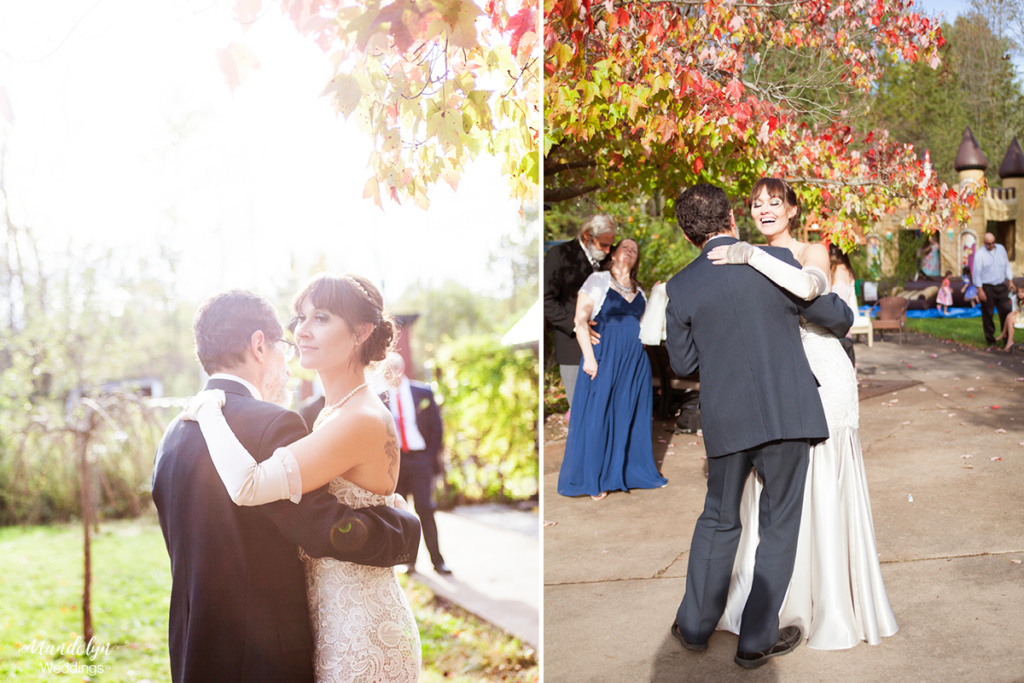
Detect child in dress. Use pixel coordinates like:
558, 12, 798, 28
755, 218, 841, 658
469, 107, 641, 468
936, 270, 953, 315
960, 266, 980, 308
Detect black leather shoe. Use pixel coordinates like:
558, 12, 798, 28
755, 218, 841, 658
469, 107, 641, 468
433, 563, 453, 575
670, 622, 707, 652
734, 626, 802, 669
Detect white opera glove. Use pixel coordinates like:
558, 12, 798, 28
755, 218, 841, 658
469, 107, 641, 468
710, 241, 825, 299
739, 245, 828, 301
180, 389, 303, 506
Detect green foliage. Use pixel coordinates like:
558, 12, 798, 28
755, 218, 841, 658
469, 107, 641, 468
0, 398, 171, 526
1, 232, 197, 525
542, 362, 568, 417
544, 196, 700, 290
433, 336, 537, 504
0, 518, 536, 682
868, 14, 1024, 187
404, 580, 537, 682
392, 212, 539, 382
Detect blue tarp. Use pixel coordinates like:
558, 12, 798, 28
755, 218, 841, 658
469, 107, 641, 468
861, 305, 981, 319
906, 307, 982, 319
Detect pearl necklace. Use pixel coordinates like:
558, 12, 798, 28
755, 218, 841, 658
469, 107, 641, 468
313, 382, 368, 431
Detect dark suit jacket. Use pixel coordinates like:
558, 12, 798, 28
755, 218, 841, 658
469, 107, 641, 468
544, 239, 599, 365
665, 236, 853, 458
151, 378, 421, 683
388, 380, 444, 474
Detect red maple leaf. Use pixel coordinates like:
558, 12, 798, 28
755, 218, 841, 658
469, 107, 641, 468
507, 6, 537, 58
725, 78, 744, 102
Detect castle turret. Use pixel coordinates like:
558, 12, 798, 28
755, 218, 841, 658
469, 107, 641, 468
954, 126, 988, 173
999, 137, 1024, 267
956, 127, 988, 249
998, 136, 1024, 179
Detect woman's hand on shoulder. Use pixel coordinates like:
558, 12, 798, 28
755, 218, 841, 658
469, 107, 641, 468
708, 241, 755, 265
179, 389, 226, 422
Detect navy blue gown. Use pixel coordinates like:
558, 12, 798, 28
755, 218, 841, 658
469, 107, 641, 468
557, 288, 667, 496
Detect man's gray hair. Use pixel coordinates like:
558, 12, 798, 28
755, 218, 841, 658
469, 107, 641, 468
578, 214, 617, 240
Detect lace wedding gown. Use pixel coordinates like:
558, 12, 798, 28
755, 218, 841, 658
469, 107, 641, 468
302, 476, 421, 681
717, 321, 898, 650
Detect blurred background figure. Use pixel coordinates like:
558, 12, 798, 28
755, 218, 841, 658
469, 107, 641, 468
829, 243, 860, 365
382, 352, 451, 575
544, 214, 617, 410
557, 239, 667, 500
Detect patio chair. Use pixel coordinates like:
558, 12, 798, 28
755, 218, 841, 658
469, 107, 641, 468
873, 296, 908, 344
849, 313, 873, 348
644, 343, 700, 419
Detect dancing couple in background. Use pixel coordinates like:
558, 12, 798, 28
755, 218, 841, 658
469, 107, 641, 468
556, 237, 667, 499
665, 180, 896, 669
153, 274, 422, 682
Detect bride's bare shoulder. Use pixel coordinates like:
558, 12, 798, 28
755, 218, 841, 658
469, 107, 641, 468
794, 241, 829, 270
315, 396, 393, 441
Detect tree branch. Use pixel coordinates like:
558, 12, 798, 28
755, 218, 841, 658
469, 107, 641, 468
544, 184, 602, 202
545, 160, 598, 174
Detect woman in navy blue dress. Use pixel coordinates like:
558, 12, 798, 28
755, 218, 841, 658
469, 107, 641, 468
557, 239, 667, 499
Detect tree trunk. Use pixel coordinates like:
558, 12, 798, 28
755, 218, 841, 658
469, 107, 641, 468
78, 413, 96, 644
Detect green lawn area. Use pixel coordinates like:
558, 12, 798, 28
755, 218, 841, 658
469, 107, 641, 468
904, 312, 1005, 348
0, 516, 536, 682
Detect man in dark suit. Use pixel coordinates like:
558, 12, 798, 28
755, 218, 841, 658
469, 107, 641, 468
152, 290, 420, 683
664, 185, 852, 669
384, 352, 451, 575
543, 214, 617, 407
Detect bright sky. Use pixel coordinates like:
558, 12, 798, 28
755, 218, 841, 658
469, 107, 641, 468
913, 0, 969, 21
0, 0, 536, 306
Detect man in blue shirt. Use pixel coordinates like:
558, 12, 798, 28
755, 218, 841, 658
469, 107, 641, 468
972, 232, 1017, 347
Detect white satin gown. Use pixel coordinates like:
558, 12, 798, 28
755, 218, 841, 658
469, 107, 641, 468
716, 321, 898, 649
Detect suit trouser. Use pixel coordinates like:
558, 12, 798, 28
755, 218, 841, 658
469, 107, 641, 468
676, 439, 810, 653
396, 459, 446, 567
980, 283, 1012, 344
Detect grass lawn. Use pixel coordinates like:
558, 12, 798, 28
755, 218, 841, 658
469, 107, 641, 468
0, 515, 536, 682
905, 312, 1007, 348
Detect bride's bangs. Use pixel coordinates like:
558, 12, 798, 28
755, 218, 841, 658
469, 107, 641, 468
748, 177, 789, 206
293, 275, 347, 316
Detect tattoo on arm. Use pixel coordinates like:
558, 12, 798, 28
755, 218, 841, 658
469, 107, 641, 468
382, 413, 399, 496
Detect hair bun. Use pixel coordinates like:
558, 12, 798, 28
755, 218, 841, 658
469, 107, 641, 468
361, 312, 396, 364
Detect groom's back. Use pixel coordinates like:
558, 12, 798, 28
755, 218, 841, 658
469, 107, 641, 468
153, 386, 315, 683
665, 242, 829, 458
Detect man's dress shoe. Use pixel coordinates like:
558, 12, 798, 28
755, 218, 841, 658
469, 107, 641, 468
734, 626, 802, 669
670, 623, 707, 652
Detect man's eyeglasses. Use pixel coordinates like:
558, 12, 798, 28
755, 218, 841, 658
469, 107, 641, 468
278, 339, 297, 362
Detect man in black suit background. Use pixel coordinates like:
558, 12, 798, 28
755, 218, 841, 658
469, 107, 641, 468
664, 185, 852, 668
384, 352, 451, 575
543, 213, 617, 407
152, 290, 420, 683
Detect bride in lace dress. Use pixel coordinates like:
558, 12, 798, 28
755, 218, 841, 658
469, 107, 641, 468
708, 178, 897, 650
184, 273, 420, 681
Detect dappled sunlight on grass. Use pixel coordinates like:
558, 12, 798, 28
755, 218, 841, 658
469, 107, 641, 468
1, 515, 537, 681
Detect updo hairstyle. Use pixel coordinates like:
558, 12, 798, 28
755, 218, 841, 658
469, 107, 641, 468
292, 274, 396, 365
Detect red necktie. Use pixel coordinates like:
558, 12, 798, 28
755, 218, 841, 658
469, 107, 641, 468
396, 391, 409, 452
